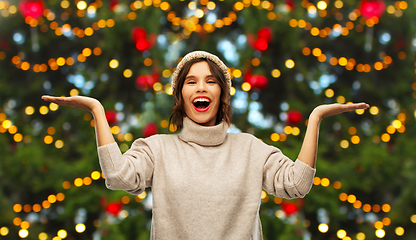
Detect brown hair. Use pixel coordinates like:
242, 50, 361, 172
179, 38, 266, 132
169, 58, 232, 130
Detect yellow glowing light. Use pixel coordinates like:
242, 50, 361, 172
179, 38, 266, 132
338, 57, 348, 66
261, 190, 267, 199
49, 103, 59, 111
270, 133, 280, 142
74, 178, 83, 187
61, 0, 70, 8
70, 89, 79, 96
292, 127, 300, 136
207, 1, 216, 10
272, 69, 281, 78
25, 106, 35, 115
285, 59, 295, 69
275, 209, 285, 218
56, 57, 65, 66
91, 171, 101, 180
382, 217, 391, 226
312, 48, 322, 57
313, 177, 321, 185
317, 1, 327, 10
374, 221, 383, 229
47, 195, 56, 204
410, 214, 416, 223
87, 5, 96, 14
325, 89, 334, 98
356, 233, 365, 240
14, 133, 23, 142
381, 133, 390, 142
195, 9, 204, 18
351, 135, 360, 144
138, 191, 147, 199
165, 85, 173, 95
82, 48, 92, 57
347, 194, 356, 203
336, 96, 345, 103
109, 59, 119, 69
284, 126, 293, 135
124, 133, 133, 141
2, 119, 11, 129
20, 221, 30, 230
8, 125, 17, 134
77, 1, 87, 10
337, 229, 347, 238
188, 1, 196, 10
111, 126, 120, 135
353, 200, 362, 209
44, 135, 53, 144
39, 106, 49, 115
362, 204, 371, 212
340, 140, 349, 148
18, 229, 29, 238
335, 0, 343, 8
375, 229, 385, 238
369, 106, 379, 115
233, 69, 242, 78
242, 82, 251, 91
75, 223, 86, 233
394, 226, 404, 236
321, 178, 330, 187
55, 140, 64, 149
57, 230, 67, 239
123, 69, 133, 78
162, 69, 172, 78
308, 5, 317, 14
230, 87, 236, 96
318, 223, 329, 233
56, 193, 65, 201
392, 120, 402, 129
355, 109, 364, 115
234, 2, 244, 11
160, 2, 170, 11
153, 82, 163, 92
386, 125, 395, 134
42, 200, 51, 209
39, 232, 48, 240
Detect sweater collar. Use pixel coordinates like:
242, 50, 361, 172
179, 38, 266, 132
178, 117, 228, 146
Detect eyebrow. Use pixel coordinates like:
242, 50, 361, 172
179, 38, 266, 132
185, 74, 215, 80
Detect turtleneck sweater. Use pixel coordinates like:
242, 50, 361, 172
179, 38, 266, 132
97, 117, 316, 239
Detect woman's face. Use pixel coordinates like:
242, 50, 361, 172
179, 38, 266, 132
181, 61, 221, 126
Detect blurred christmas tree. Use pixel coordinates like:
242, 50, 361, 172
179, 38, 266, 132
1, 0, 416, 239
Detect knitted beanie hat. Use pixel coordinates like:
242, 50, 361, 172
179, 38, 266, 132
171, 51, 232, 91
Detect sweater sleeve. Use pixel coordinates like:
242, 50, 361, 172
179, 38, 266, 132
262, 146, 316, 199
97, 139, 154, 195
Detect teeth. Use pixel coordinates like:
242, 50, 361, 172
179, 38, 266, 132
193, 98, 210, 103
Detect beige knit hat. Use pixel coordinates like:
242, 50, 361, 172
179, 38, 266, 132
171, 51, 232, 91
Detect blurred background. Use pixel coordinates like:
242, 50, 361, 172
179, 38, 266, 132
1, 0, 416, 239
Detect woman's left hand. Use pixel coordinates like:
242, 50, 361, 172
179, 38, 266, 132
311, 103, 370, 121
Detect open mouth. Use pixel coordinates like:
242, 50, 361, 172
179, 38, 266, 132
192, 97, 211, 111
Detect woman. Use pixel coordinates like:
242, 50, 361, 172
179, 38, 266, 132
42, 51, 369, 239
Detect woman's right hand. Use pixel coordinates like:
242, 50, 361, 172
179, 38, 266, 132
41, 95, 102, 113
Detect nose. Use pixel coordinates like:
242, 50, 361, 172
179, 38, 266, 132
196, 80, 207, 93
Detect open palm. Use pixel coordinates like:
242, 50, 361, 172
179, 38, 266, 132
41, 95, 101, 113
312, 103, 370, 120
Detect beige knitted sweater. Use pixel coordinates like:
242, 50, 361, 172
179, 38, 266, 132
97, 117, 316, 239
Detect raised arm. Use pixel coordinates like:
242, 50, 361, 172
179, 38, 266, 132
41, 95, 115, 147
297, 103, 369, 168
